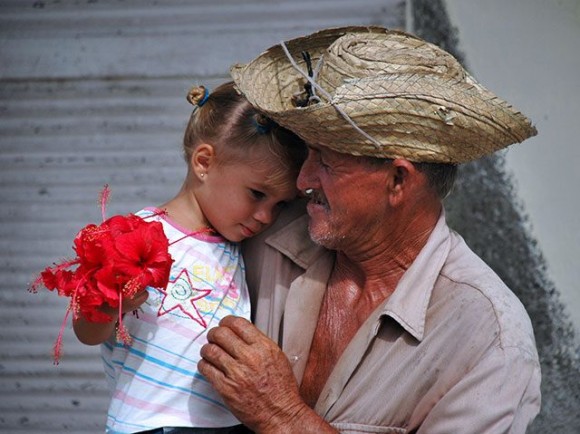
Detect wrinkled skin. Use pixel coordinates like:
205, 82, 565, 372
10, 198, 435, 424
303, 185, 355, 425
198, 316, 336, 433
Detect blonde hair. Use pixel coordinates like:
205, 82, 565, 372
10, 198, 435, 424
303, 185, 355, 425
183, 81, 306, 175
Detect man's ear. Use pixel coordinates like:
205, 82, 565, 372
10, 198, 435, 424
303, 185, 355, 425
191, 143, 215, 180
387, 158, 418, 207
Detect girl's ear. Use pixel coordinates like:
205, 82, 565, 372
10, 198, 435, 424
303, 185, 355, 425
191, 143, 216, 180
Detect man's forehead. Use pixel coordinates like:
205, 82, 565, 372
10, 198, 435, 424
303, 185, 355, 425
307, 143, 338, 155
308, 143, 358, 161
306, 143, 322, 151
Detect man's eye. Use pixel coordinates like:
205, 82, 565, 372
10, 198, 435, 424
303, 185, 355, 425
319, 155, 331, 169
250, 189, 266, 200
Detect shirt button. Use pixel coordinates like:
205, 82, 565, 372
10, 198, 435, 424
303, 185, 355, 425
289, 354, 301, 365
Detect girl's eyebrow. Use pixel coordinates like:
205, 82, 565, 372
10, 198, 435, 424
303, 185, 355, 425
257, 180, 296, 200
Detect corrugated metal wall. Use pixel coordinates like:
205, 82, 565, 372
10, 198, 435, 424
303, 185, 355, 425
0, 1, 405, 432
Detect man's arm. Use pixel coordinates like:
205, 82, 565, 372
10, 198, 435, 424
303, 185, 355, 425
198, 316, 339, 434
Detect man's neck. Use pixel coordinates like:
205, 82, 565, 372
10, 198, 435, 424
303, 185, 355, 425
334, 206, 440, 298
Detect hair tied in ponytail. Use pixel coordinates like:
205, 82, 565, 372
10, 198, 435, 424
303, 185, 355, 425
186, 86, 210, 111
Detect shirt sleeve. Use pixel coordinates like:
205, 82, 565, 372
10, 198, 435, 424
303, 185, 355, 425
417, 345, 541, 434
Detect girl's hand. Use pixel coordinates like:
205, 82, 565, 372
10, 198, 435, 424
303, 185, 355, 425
99, 289, 149, 317
74, 290, 149, 345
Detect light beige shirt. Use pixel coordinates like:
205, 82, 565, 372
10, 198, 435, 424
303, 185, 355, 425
243, 202, 541, 434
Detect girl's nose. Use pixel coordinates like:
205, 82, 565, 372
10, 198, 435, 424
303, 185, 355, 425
254, 206, 273, 225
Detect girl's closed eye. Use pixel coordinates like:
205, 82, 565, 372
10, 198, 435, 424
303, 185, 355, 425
250, 189, 266, 201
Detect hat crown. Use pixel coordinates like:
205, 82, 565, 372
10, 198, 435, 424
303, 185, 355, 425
325, 32, 464, 80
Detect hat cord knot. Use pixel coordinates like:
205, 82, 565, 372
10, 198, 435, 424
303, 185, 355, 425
279, 40, 382, 149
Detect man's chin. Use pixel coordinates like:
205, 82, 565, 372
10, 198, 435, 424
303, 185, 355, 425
308, 222, 339, 249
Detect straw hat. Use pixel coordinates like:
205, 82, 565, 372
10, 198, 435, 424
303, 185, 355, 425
231, 26, 537, 163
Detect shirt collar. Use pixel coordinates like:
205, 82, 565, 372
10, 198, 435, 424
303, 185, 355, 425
379, 211, 450, 341
264, 208, 451, 342
264, 213, 328, 270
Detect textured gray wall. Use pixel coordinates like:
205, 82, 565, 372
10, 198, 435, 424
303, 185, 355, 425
0, 1, 404, 432
412, 0, 580, 432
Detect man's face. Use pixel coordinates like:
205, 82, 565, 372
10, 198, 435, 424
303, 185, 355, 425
296, 145, 389, 251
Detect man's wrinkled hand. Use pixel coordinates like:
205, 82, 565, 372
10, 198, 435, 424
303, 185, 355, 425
199, 315, 308, 432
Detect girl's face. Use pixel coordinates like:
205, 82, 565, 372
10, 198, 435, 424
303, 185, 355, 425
198, 147, 299, 242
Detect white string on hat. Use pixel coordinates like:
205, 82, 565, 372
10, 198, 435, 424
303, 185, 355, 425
279, 40, 383, 149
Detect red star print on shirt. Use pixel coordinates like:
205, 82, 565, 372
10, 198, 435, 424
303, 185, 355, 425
157, 268, 211, 327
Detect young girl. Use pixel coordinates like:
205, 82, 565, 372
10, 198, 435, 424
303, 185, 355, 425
73, 81, 306, 434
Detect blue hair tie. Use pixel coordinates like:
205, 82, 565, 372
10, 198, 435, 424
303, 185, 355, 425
198, 87, 210, 107
186, 85, 211, 110
253, 116, 272, 134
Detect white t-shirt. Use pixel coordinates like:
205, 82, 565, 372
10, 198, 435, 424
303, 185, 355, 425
102, 208, 250, 433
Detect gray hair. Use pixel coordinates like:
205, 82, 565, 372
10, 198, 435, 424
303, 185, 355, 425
364, 156, 457, 199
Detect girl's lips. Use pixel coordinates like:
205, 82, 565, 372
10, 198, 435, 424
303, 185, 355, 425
240, 225, 256, 238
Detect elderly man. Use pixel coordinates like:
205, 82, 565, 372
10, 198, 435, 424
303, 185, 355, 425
198, 27, 541, 433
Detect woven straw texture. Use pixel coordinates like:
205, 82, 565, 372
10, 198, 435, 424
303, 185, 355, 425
231, 26, 537, 163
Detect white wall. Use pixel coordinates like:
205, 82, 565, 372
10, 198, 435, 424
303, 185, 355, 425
445, 0, 580, 332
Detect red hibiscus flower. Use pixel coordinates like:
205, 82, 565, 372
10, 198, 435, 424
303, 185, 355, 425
30, 185, 174, 363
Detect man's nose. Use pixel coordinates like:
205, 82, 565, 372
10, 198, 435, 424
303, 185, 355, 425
297, 153, 317, 191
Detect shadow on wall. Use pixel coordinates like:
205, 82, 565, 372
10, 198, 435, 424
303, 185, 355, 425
411, 1, 580, 432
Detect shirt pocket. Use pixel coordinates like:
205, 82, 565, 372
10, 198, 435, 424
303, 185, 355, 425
331, 423, 407, 434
